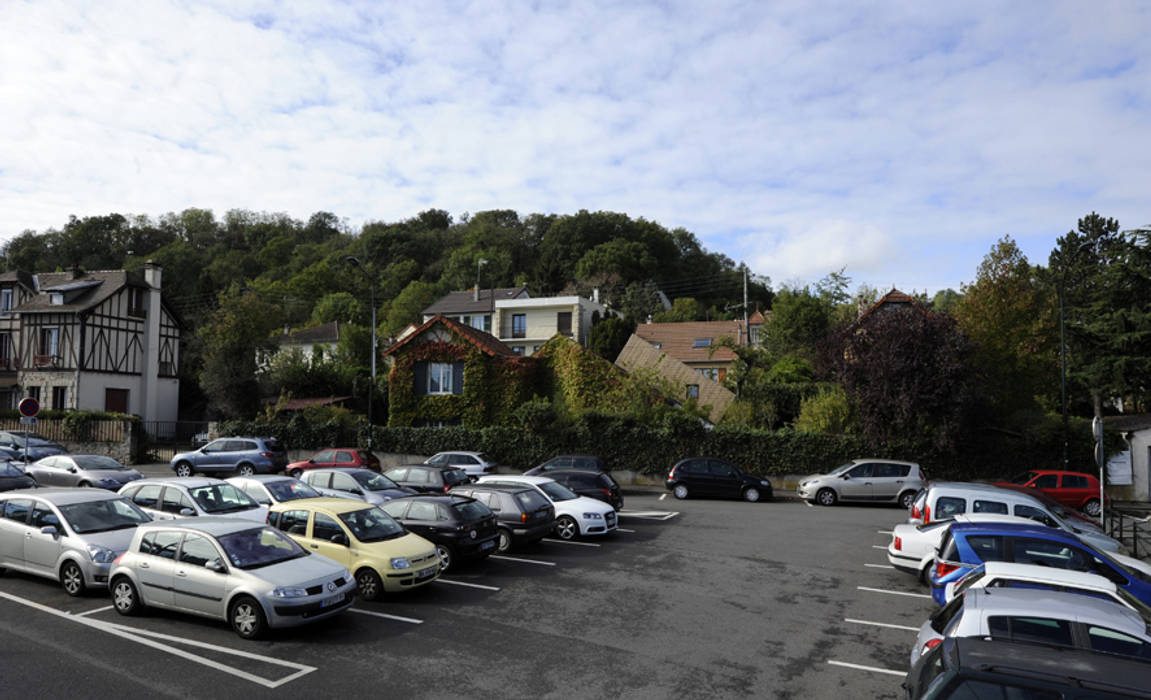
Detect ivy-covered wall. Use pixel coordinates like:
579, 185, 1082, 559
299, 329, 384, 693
533, 335, 651, 414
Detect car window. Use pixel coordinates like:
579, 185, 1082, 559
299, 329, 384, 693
335, 451, 354, 463
179, 534, 222, 568
408, 469, 431, 485
202, 439, 227, 453
218, 527, 306, 569
339, 507, 405, 543
351, 471, 400, 491
238, 482, 270, 504
935, 496, 967, 518
141, 531, 181, 559
30, 504, 61, 529
58, 499, 150, 534
407, 501, 438, 520
545, 457, 571, 471
460, 455, 478, 465
427, 455, 447, 465
972, 500, 1008, 514
1087, 626, 1151, 659
161, 488, 196, 514
873, 463, 902, 478
453, 500, 490, 521
848, 463, 873, 478
708, 461, 735, 476
263, 439, 284, 453
224, 440, 253, 452
187, 484, 258, 514
330, 473, 359, 493
380, 501, 408, 519
386, 468, 409, 482
987, 616, 1074, 648
515, 490, 548, 511
313, 450, 335, 463
965, 535, 1007, 562
1011, 537, 1083, 569
443, 469, 469, 486
2, 498, 32, 524
1064, 474, 1090, 489
1013, 504, 1059, 528
265, 480, 321, 502
131, 484, 163, 509
276, 509, 309, 536
312, 513, 344, 542
1034, 474, 1059, 488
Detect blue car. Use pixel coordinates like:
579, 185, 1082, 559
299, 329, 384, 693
928, 521, 1151, 606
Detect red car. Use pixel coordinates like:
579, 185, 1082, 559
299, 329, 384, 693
993, 469, 1105, 517
286, 448, 381, 477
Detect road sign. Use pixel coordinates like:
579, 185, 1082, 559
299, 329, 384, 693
17, 397, 39, 418
19, 416, 36, 425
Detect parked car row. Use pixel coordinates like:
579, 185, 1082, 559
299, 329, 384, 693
880, 478, 1151, 698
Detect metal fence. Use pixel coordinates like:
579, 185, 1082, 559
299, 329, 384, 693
1107, 507, 1151, 560
0, 418, 128, 443
138, 421, 209, 463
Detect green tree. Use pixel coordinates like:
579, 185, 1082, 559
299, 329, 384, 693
197, 284, 284, 418
588, 317, 635, 361
311, 292, 363, 324
931, 288, 963, 313
763, 286, 833, 355
794, 386, 856, 434
617, 281, 663, 324
382, 280, 439, 338
653, 297, 705, 323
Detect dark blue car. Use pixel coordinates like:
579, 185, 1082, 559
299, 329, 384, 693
928, 521, 1151, 606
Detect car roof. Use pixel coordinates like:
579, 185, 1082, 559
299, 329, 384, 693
226, 474, 294, 484
388, 494, 476, 505
305, 467, 375, 475
964, 588, 1146, 632
930, 481, 1016, 493
268, 497, 374, 515
477, 475, 554, 485
949, 521, 1073, 538
137, 516, 270, 537
451, 484, 533, 494
979, 561, 1118, 591
953, 514, 1047, 526
432, 451, 484, 458
131, 477, 228, 488
0, 487, 128, 505
850, 458, 920, 466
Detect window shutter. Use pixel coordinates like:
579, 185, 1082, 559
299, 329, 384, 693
452, 361, 464, 394
414, 361, 427, 395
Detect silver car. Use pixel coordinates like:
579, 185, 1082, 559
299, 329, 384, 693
108, 518, 356, 638
24, 454, 143, 490
226, 475, 332, 506
0, 488, 151, 595
796, 459, 925, 509
298, 468, 416, 505
119, 477, 269, 523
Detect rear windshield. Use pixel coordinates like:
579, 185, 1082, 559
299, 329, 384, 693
930, 594, 965, 634
0, 462, 25, 477
263, 438, 285, 453
515, 490, 549, 511
443, 469, 470, 486
265, 479, 321, 502
73, 455, 129, 470
595, 474, 617, 488
452, 500, 492, 521
352, 471, 400, 491
189, 484, 259, 514
952, 569, 986, 598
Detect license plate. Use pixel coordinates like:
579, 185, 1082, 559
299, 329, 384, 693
417, 566, 437, 579
320, 593, 342, 608
480, 539, 495, 551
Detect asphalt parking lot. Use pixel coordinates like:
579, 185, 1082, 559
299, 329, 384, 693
0, 491, 931, 699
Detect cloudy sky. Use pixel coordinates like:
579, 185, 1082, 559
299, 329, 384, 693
1, 0, 1148, 295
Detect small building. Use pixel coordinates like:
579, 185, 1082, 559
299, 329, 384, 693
271, 321, 343, 364
633, 320, 749, 383
421, 286, 531, 334
615, 334, 734, 423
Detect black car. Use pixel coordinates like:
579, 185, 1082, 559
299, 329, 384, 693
0, 461, 36, 491
904, 635, 1151, 699
449, 484, 555, 552
665, 457, 772, 502
379, 495, 499, 570
539, 469, 623, 510
524, 455, 608, 475
384, 465, 472, 494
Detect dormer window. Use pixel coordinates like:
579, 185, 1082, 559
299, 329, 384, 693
692, 338, 712, 348
50, 293, 64, 305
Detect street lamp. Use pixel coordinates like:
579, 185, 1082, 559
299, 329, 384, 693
474, 258, 488, 302
1058, 240, 1094, 469
344, 256, 377, 452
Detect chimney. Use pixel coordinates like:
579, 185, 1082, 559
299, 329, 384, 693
69, 263, 81, 280
592, 288, 600, 304
473, 285, 479, 302
144, 260, 162, 290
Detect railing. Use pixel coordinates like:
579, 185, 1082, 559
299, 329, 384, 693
1107, 507, 1151, 560
0, 417, 128, 442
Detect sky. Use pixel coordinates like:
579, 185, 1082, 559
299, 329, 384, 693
1, 0, 1149, 296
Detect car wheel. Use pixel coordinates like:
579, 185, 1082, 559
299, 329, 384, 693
496, 529, 512, 553
816, 488, 838, 507
229, 596, 266, 640
237, 464, 255, 477
60, 561, 85, 597
355, 568, 383, 601
78, 481, 92, 488
111, 577, 143, 616
288, 469, 302, 479
554, 515, 578, 540
436, 544, 453, 572
672, 484, 689, 500
899, 490, 917, 510
743, 487, 761, 503
1083, 498, 1102, 517
174, 462, 194, 477
919, 563, 932, 586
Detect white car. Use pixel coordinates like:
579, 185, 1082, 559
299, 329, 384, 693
911, 587, 1151, 667
943, 561, 1151, 616
119, 477, 268, 523
476, 474, 616, 540
425, 451, 499, 479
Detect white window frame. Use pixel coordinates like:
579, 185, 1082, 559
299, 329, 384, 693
0, 288, 11, 312
427, 362, 454, 395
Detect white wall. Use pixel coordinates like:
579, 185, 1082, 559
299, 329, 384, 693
76, 374, 143, 415
1131, 430, 1151, 501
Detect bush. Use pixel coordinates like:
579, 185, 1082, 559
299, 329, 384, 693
794, 387, 856, 434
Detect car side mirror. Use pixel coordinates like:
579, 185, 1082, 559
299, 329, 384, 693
179, 507, 196, 517
40, 525, 58, 537
330, 533, 347, 546
308, 459, 316, 464
1028, 483, 1037, 488
841, 474, 851, 480
68, 467, 77, 473
206, 559, 225, 573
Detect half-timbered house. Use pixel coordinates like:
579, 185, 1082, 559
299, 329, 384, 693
0, 262, 180, 421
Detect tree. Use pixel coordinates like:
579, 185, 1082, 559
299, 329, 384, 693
588, 317, 635, 361
382, 280, 439, 338
197, 284, 284, 419
311, 292, 363, 324
653, 297, 705, 323
763, 286, 833, 355
617, 281, 663, 324
931, 289, 962, 313
823, 306, 977, 450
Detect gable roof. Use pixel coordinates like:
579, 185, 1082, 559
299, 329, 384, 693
633, 320, 744, 363
615, 334, 735, 423
858, 288, 929, 321
279, 321, 341, 345
15, 269, 143, 313
383, 314, 517, 358
422, 286, 531, 316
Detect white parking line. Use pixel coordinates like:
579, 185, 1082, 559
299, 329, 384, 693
827, 660, 905, 677
877, 530, 893, 534
658, 493, 667, 500
845, 618, 920, 632
349, 608, 423, 624
805, 501, 813, 508
490, 554, 557, 567
871, 545, 887, 550
435, 578, 500, 591
865, 563, 895, 569
616, 528, 636, 533
857, 586, 933, 599
73, 605, 114, 617
0, 591, 316, 688
618, 510, 679, 520
542, 538, 601, 547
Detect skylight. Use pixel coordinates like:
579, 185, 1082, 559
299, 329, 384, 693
692, 338, 712, 348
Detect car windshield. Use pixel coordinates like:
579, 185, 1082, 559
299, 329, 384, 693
538, 481, 578, 502
58, 498, 151, 534
452, 500, 491, 521
952, 567, 986, 597
218, 527, 307, 569
1008, 471, 1038, 485
188, 484, 259, 513
352, 471, 400, 491
0, 462, 25, 477
474, 453, 491, 463
338, 507, 406, 543
265, 480, 321, 502
443, 469, 470, 486
72, 455, 128, 470
828, 463, 856, 476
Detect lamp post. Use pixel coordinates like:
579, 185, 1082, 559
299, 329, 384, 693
474, 257, 488, 303
344, 256, 376, 452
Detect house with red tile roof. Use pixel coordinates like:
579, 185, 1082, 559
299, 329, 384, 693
631, 319, 752, 384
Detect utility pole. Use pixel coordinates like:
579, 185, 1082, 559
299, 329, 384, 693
743, 266, 749, 346
344, 256, 377, 452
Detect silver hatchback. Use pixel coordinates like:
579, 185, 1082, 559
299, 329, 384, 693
0, 488, 151, 595
797, 458, 926, 509
109, 518, 356, 639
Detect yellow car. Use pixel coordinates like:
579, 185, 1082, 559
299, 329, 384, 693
267, 498, 441, 600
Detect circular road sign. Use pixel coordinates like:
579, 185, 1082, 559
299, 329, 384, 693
18, 397, 40, 418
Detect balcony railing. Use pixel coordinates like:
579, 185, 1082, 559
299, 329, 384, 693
33, 354, 61, 368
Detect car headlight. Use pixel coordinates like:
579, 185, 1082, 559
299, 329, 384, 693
390, 557, 411, 570
760, 480, 769, 486
583, 512, 603, 520
272, 586, 309, 598
99, 479, 118, 487
87, 544, 116, 563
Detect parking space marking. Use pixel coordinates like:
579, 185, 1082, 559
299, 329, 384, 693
826, 660, 904, 677
845, 618, 920, 632
618, 510, 679, 520
435, 579, 501, 591
490, 554, 556, 567
876, 530, 893, 534
616, 528, 636, 533
0, 591, 316, 689
659, 494, 667, 501
73, 605, 114, 617
871, 545, 886, 550
857, 586, 932, 599
864, 563, 895, 569
805, 501, 813, 508
542, 538, 601, 547
349, 608, 423, 624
